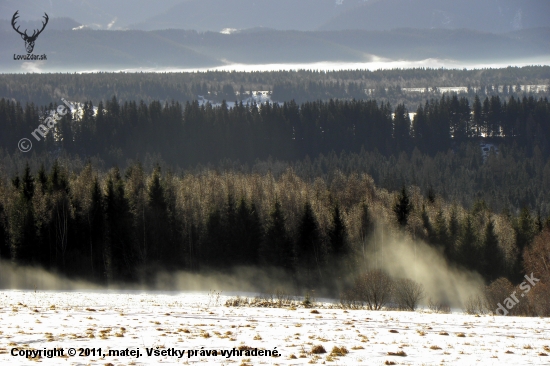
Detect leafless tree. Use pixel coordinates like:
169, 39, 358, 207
353, 269, 394, 310
523, 229, 550, 316
393, 278, 424, 311
484, 277, 530, 316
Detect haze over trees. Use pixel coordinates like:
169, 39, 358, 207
2, 160, 547, 295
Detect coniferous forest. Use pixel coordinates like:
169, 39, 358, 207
0, 68, 549, 306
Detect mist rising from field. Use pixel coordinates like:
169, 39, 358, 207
0, 260, 101, 291
0, 230, 483, 309
0, 260, 297, 295
365, 228, 484, 308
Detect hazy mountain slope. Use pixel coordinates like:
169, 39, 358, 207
319, 0, 550, 33
0, 17, 81, 32
1, 29, 221, 72
153, 29, 375, 64
1, 27, 549, 72
129, 0, 360, 32
0, 0, 183, 29
1, 0, 549, 33
318, 27, 550, 61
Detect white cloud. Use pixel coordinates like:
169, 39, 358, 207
107, 17, 118, 30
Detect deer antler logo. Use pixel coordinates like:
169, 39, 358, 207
12, 11, 49, 54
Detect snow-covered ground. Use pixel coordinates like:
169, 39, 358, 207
1, 290, 549, 365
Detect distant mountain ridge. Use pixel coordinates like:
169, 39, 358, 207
319, 0, 550, 33
1, 27, 549, 73
127, 0, 550, 33
0, 0, 182, 30
128, 0, 362, 32
0, 0, 548, 33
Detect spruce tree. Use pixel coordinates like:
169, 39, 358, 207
296, 202, 322, 286
235, 198, 262, 266
426, 185, 436, 204
89, 177, 106, 281
421, 204, 433, 243
535, 210, 543, 233
457, 214, 479, 271
259, 200, 293, 269
22, 163, 34, 201
224, 194, 238, 264
147, 166, 171, 265
0, 202, 8, 260
356, 202, 373, 267
393, 186, 412, 228
104, 168, 132, 280
48, 160, 68, 194
512, 207, 535, 281
434, 209, 451, 258
413, 104, 428, 150
473, 94, 482, 136
515, 207, 534, 253
202, 208, 225, 268
393, 104, 411, 152
329, 204, 348, 257
9, 164, 38, 265
359, 202, 373, 240
481, 220, 502, 282
50, 187, 71, 271
37, 164, 47, 194
447, 207, 460, 262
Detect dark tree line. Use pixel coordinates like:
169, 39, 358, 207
2, 92, 550, 217
0, 163, 357, 289
0, 66, 548, 107
1, 162, 546, 290
2, 93, 549, 162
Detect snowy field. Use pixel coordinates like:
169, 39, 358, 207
1, 291, 549, 365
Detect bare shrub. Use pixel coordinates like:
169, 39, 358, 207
528, 282, 550, 317
225, 290, 299, 308
523, 229, 550, 284
207, 290, 222, 307
428, 298, 451, 314
225, 296, 250, 307
393, 278, 424, 311
484, 277, 514, 314
302, 291, 316, 308
275, 288, 294, 307
353, 269, 394, 310
523, 229, 550, 316
484, 277, 530, 316
464, 294, 487, 315
339, 289, 363, 309
485, 277, 514, 311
